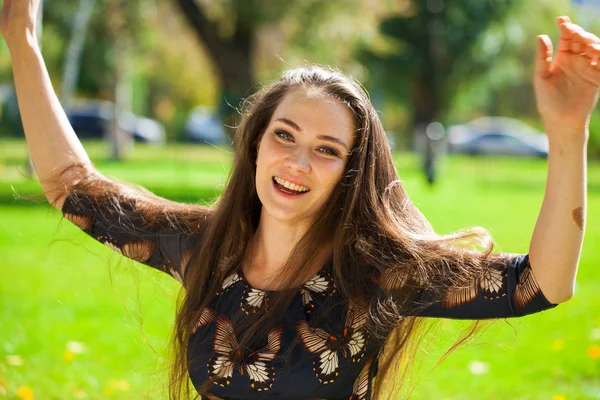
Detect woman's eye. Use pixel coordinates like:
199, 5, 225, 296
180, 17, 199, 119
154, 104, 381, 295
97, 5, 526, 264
275, 130, 294, 141
318, 147, 339, 157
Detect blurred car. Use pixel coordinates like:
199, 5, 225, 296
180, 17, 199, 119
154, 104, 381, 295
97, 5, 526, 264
447, 117, 548, 158
66, 101, 166, 144
185, 106, 229, 145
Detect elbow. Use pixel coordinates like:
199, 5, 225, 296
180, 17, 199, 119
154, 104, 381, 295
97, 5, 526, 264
40, 179, 68, 210
46, 192, 67, 210
544, 286, 575, 305
41, 163, 97, 210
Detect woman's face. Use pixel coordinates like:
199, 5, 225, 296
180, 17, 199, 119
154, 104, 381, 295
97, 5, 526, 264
255, 87, 356, 227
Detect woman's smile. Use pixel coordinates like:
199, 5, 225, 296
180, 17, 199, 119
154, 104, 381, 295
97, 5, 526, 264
254, 87, 355, 225
272, 176, 310, 196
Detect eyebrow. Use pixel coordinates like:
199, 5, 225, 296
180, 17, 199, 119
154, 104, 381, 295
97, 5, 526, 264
275, 117, 350, 152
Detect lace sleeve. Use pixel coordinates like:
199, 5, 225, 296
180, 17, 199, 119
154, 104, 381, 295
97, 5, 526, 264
380, 254, 558, 319
61, 171, 208, 283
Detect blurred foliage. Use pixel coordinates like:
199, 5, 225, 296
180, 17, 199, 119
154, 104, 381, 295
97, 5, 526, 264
2, 0, 600, 156
0, 0, 219, 141
360, 0, 519, 146
449, 0, 573, 127
172, 0, 388, 138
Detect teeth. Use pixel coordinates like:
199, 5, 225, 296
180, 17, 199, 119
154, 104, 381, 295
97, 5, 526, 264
274, 177, 309, 192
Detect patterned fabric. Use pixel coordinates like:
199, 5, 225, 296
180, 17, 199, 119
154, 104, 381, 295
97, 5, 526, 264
62, 193, 558, 400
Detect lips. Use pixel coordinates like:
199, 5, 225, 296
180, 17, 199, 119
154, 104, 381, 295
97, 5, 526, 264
272, 176, 310, 195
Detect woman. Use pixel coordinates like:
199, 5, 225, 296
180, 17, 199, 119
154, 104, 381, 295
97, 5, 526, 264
2, 0, 594, 397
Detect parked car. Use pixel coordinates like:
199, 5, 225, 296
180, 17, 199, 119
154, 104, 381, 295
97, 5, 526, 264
447, 117, 548, 158
185, 106, 229, 145
66, 101, 166, 144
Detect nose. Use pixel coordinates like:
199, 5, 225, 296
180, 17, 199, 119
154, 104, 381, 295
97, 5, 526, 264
283, 147, 311, 173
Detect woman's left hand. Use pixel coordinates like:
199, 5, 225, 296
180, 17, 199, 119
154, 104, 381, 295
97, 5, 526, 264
535, 16, 600, 142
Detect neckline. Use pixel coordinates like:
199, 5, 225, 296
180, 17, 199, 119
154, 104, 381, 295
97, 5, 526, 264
238, 259, 333, 293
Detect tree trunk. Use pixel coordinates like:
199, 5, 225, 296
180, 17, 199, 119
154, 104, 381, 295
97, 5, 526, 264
106, 0, 133, 160
411, 76, 443, 185
175, 0, 255, 141
60, 0, 96, 110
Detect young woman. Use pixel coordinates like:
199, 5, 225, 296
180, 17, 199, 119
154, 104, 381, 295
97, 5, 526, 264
3, 0, 595, 398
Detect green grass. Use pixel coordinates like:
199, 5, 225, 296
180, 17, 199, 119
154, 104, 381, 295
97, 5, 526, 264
1, 138, 599, 399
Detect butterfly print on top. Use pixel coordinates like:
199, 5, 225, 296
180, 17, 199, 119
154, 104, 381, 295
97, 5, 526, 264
208, 314, 283, 392
95, 235, 155, 264
217, 272, 242, 295
241, 286, 268, 315
300, 269, 336, 314
60, 191, 558, 400
442, 263, 507, 308
349, 356, 373, 400
378, 266, 429, 293
514, 266, 543, 308
192, 308, 217, 335
64, 211, 93, 231
297, 303, 368, 384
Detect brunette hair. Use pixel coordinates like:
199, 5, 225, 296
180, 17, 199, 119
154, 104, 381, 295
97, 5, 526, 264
59, 66, 499, 398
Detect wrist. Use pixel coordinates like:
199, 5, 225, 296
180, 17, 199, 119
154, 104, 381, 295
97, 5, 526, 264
6, 31, 40, 56
544, 124, 588, 149
547, 137, 588, 158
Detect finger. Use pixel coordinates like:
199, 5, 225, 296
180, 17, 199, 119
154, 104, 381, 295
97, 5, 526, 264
574, 53, 600, 86
558, 22, 586, 53
586, 43, 600, 64
536, 35, 553, 79
557, 15, 572, 26
572, 30, 600, 54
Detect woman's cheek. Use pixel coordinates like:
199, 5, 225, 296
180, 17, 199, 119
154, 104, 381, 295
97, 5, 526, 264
319, 160, 346, 185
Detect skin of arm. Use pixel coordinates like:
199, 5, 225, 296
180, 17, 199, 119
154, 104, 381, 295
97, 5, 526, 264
529, 128, 587, 304
2, 0, 92, 209
528, 16, 600, 304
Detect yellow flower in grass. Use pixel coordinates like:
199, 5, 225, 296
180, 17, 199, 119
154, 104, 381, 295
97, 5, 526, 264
552, 396, 566, 400
16, 386, 34, 400
66, 341, 86, 354
110, 380, 130, 391
551, 339, 564, 352
63, 350, 75, 362
63, 341, 86, 362
5, 355, 23, 366
588, 345, 600, 360
103, 379, 131, 396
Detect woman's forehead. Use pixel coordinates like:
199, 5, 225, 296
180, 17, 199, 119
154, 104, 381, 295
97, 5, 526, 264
270, 87, 356, 143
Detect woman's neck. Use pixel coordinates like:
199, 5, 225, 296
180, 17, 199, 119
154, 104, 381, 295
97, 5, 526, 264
242, 210, 329, 290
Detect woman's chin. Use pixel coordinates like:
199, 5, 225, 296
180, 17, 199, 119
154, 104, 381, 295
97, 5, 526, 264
260, 204, 314, 227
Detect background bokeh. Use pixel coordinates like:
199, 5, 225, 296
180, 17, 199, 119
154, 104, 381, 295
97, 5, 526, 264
1, 0, 599, 399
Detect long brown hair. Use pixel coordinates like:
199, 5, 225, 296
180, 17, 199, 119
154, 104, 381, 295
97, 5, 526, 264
170, 66, 499, 398
60, 66, 499, 398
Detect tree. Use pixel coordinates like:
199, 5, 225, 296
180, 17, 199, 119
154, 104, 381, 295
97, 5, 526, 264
362, 1, 518, 142
173, 0, 375, 139
60, 0, 95, 110
105, 0, 140, 160
359, 0, 520, 183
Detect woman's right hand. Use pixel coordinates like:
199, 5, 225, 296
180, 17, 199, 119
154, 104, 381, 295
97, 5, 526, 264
1, 0, 41, 46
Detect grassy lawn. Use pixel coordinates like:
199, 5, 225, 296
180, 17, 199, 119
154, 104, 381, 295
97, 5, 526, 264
1, 138, 599, 399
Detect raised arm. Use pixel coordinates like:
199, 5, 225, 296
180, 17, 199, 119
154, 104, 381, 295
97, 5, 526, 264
528, 16, 600, 304
1, 0, 92, 208
1, 1, 209, 283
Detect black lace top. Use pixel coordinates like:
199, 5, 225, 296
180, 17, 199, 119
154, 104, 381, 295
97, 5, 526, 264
62, 191, 557, 400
